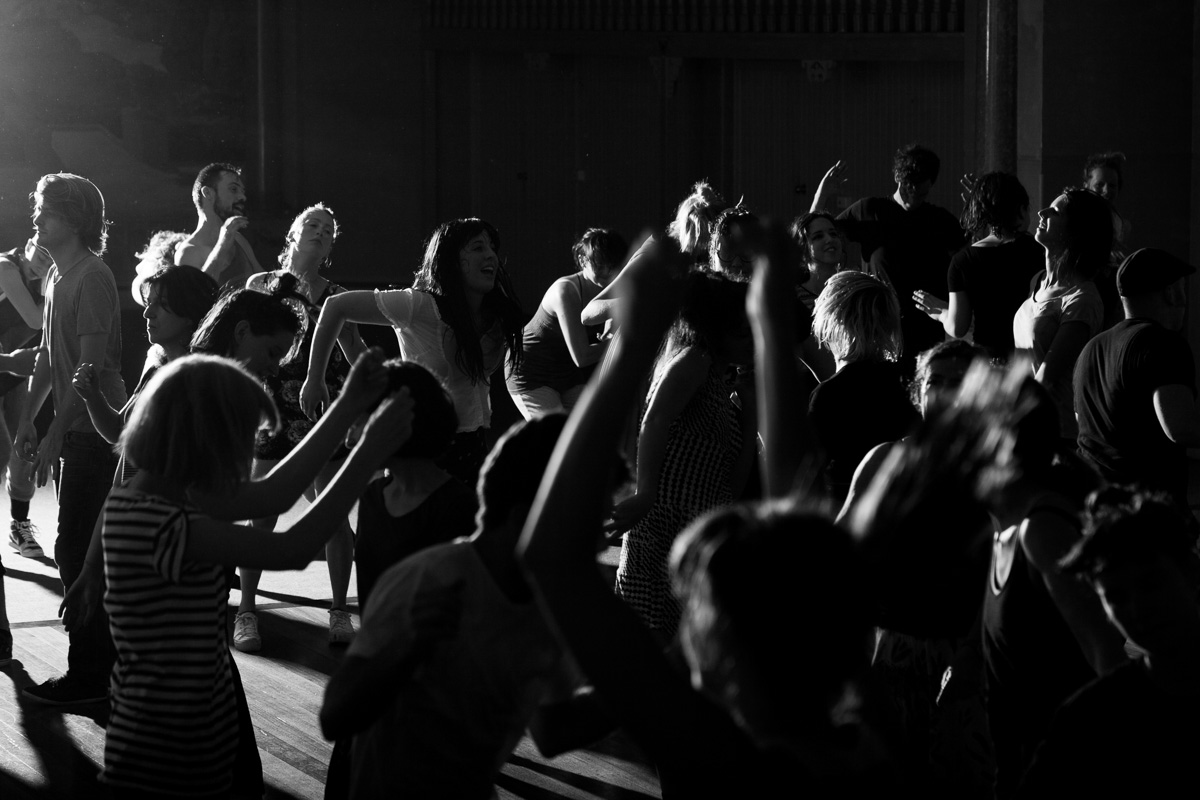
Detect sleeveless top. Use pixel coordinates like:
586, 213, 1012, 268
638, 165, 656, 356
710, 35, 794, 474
506, 273, 598, 394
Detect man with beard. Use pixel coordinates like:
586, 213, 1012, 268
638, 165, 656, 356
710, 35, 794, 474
175, 163, 263, 289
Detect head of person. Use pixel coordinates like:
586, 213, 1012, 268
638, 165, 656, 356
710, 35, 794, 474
960, 171, 1031, 241
1082, 151, 1125, 206
141, 266, 220, 353
671, 502, 871, 739
1034, 188, 1113, 280
1117, 247, 1194, 333
892, 144, 941, 209
191, 162, 246, 220
572, 227, 628, 288
279, 203, 338, 272
708, 205, 762, 282
667, 180, 729, 257
1060, 486, 1200, 655
348, 359, 458, 463
189, 273, 307, 378
909, 340, 986, 417
414, 218, 527, 383
30, 173, 109, 256
120, 354, 279, 495
477, 413, 567, 541
790, 211, 844, 282
812, 270, 902, 364
661, 273, 753, 372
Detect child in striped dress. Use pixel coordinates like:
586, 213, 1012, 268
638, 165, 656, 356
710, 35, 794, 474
99, 354, 409, 798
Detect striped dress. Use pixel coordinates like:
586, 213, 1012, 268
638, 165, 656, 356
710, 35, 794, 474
101, 489, 238, 797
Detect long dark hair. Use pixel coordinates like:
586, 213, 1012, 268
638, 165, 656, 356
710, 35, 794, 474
413, 218, 527, 384
1050, 188, 1113, 282
190, 272, 308, 364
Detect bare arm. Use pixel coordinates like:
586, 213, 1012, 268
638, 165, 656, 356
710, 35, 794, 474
301, 291, 391, 419
837, 442, 895, 524
548, 280, 606, 367
580, 236, 651, 327
72, 363, 123, 444
1154, 384, 1200, 447
185, 388, 413, 569
913, 290, 972, 338
607, 347, 709, 531
0, 258, 43, 329
1034, 320, 1094, 388
809, 160, 847, 213
1021, 508, 1129, 675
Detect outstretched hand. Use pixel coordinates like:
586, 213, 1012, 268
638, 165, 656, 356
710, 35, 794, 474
817, 160, 848, 193
610, 233, 688, 343
912, 290, 950, 323
959, 172, 979, 207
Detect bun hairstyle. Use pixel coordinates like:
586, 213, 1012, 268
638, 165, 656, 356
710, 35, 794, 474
667, 180, 729, 257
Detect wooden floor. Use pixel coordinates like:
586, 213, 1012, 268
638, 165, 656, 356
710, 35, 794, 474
0, 493, 661, 799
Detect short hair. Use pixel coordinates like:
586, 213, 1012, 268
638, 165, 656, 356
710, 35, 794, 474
667, 180, 728, 256
892, 144, 941, 186
373, 359, 458, 459
671, 501, 871, 714
812, 270, 902, 363
572, 228, 628, 281
961, 171, 1030, 240
189, 273, 307, 365
1060, 485, 1195, 580
192, 162, 241, 211
909, 339, 987, 408
477, 413, 566, 531
1082, 151, 1126, 191
31, 173, 109, 256
279, 203, 339, 271
120, 354, 278, 495
1053, 188, 1114, 282
141, 266, 220, 328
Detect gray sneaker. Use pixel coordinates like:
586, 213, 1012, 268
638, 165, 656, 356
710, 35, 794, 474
328, 609, 355, 646
9, 520, 43, 559
233, 611, 262, 653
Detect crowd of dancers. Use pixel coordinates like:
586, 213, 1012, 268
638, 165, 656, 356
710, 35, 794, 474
0, 144, 1196, 799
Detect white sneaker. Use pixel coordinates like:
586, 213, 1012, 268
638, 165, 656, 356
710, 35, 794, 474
9, 520, 43, 559
328, 609, 355, 646
233, 611, 262, 653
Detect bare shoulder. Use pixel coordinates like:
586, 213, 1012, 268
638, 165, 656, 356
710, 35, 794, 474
175, 239, 213, 268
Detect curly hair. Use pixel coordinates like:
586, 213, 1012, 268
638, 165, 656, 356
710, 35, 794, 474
892, 144, 941, 187
960, 172, 1030, 241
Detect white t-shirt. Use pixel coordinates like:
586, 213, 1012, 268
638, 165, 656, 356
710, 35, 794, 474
375, 289, 506, 432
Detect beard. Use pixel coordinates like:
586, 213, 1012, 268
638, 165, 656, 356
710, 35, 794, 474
216, 200, 247, 221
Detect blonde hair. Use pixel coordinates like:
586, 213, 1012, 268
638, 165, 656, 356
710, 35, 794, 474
667, 180, 727, 255
120, 354, 278, 495
812, 271, 902, 363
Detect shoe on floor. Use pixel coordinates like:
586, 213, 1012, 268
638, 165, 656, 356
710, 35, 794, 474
233, 611, 262, 653
328, 609, 355, 646
23, 674, 107, 706
9, 520, 43, 559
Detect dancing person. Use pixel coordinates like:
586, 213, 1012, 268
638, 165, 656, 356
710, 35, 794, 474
14, 173, 128, 706
1074, 248, 1197, 513
190, 274, 307, 379
790, 210, 845, 381
321, 413, 579, 800
301, 217, 525, 484
506, 227, 626, 418
0, 240, 49, 558
813, 145, 966, 370
608, 273, 755, 639
913, 171, 1042, 360
1020, 488, 1200, 798
1012, 188, 1113, 443
519, 236, 891, 797
98, 354, 409, 799
236, 204, 366, 650
809, 270, 919, 506
175, 162, 264, 288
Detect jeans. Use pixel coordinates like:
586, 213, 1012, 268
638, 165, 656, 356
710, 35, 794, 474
55, 430, 118, 687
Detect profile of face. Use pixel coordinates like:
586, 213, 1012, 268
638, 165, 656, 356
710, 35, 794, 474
30, 198, 74, 253
1034, 194, 1069, 252
1086, 167, 1120, 205
805, 217, 843, 269
209, 171, 247, 220
919, 355, 971, 417
897, 178, 933, 210
1093, 556, 1199, 654
458, 232, 499, 296
143, 287, 194, 349
288, 209, 336, 267
231, 322, 294, 378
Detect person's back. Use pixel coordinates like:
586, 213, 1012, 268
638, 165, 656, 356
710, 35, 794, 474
947, 234, 1043, 357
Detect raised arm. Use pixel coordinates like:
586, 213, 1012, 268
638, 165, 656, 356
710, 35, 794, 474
548, 280, 607, 367
580, 236, 650, 327
0, 254, 43, 330
301, 290, 390, 419
809, 159, 847, 213
185, 387, 413, 569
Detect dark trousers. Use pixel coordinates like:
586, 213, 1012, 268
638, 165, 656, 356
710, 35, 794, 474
55, 430, 118, 688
